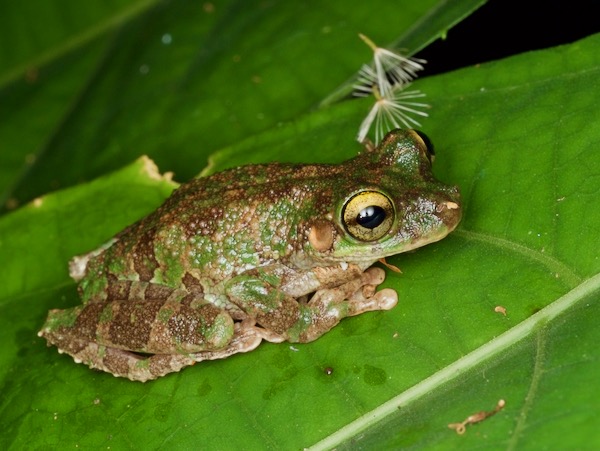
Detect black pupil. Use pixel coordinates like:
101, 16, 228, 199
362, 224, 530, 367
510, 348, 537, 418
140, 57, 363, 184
357, 206, 386, 229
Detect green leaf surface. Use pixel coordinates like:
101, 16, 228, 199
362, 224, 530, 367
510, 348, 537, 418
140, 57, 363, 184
2, 1, 599, 450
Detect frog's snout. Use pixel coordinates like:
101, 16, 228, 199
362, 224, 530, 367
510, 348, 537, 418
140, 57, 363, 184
436, 200, 461, 231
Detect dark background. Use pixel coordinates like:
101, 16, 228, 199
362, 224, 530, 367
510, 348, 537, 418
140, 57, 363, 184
419, 0, 599, 76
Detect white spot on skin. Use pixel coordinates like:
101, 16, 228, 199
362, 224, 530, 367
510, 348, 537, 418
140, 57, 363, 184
340, 262, 349, 271
69, 255, 92, 280
69, 238, 117, 280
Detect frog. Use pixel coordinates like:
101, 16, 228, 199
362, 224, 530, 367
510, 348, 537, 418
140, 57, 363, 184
39, 129, 461, 382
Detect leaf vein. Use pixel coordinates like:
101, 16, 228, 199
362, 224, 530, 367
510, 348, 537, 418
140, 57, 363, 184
454, 229, 582, 287
507, 329, 547, 450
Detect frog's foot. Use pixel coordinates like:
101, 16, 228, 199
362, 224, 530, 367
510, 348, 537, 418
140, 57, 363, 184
38, 330, 198, 382
311, 267, 398, 315
294, 267, 398, 342
191, 318, 285, 362
346, 268, 398, 316
99, 348, 198, 382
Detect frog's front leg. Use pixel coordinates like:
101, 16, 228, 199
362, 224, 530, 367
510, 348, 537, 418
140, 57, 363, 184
225, 266, 397, 344
294, 267, 397, 342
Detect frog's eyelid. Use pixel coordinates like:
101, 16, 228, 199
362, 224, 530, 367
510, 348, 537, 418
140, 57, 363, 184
410, 129, 435, 164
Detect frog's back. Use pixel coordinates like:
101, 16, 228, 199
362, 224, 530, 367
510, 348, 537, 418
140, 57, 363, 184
85, 162, 346, 289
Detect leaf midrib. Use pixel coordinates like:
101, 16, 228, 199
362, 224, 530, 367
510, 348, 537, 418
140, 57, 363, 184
307, 271, 600, 449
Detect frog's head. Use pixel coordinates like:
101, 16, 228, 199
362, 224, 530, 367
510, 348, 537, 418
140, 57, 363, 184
305, 129, 461, 265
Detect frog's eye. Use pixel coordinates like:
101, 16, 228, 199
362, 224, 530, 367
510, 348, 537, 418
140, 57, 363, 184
342, 191, 394, 241
411, 129, 435, 164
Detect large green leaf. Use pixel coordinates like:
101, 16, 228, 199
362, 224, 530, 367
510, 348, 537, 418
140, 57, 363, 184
0, 0, 474, 211
2, 1, 599, 450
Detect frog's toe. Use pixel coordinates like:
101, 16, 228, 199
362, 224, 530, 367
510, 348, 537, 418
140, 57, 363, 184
363, 267, 386, 285
347, 286, 398, 315
373, 288, 398, 310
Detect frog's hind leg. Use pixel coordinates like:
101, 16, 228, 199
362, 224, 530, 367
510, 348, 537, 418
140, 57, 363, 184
39, 299, 237, 381
39, 309, 274, 382
108, 319, 277, 380
39, 330, 197, 382
40, 321, 271, 382
108, 320, 276, 380
294, 267, 398, 342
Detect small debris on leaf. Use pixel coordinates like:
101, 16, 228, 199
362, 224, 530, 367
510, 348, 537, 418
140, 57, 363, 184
494, 305, 507, 316
448, 399, 506, 435
379, 258, 402, 273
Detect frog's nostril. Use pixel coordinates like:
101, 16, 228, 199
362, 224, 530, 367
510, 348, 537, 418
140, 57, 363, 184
434, 199, 462, 230
435, 201, 460, 213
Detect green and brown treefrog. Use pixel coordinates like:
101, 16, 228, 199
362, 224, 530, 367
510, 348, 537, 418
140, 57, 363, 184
39, 129, 461, 382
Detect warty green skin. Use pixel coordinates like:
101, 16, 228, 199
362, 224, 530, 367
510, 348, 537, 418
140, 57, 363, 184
39, 129, 462, 381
